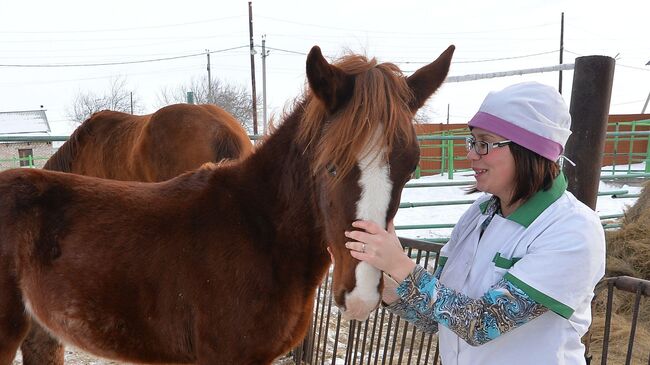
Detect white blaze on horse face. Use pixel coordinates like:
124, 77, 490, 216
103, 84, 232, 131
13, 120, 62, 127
342, 127, 391, 321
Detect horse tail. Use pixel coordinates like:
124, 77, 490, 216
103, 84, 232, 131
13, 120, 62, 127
203, 104, 253, 163
43, 113, 98, 172
212, 131, 249, 162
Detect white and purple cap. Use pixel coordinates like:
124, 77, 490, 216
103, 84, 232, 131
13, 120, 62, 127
468, 82, 572, 161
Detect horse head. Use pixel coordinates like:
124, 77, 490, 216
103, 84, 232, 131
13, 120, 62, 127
301, 45, 455, 320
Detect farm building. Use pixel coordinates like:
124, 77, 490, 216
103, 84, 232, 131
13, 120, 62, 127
0, 109, 57, 169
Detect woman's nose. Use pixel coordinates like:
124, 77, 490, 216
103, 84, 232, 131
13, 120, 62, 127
466, 148, 481, 160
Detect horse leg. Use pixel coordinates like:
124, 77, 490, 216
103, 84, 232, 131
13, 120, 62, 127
20, 322, 64, 365
0, 275, 29, 365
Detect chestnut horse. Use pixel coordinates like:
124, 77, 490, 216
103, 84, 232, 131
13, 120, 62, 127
18, 103, 253, 364
43, 103, 253, 181
0, 44, 454, 365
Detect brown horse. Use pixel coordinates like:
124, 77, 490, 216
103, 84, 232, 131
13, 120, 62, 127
43, 103, 253, 181
19, 103, 253, 364
0, 44, 454, 365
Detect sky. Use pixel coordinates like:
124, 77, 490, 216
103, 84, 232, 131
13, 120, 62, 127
1, 0, 649, 135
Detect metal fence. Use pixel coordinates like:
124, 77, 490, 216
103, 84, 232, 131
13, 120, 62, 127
584, 276, 650, 365
293, 243, 650, 365
415, 127, 650, 179
293, 237, 444, 365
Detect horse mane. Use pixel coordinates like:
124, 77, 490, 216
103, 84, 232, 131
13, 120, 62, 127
42, 115, 95, 172
296, 53, 416, 184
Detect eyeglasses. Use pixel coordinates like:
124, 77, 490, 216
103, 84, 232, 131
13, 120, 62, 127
465, 137, 512, 156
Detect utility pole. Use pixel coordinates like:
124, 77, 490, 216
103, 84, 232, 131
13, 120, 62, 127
559, 12, 564, 94
446, 104, 450, 124
130, 92, 133, 114
206, 49, 212, 103
642, 60, 650, 114
248, 1, 259, 135
261, 35, 270, 134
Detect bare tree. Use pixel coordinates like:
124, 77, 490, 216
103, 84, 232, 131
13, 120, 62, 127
158, 77, 257, 133
67, 76, 141, 124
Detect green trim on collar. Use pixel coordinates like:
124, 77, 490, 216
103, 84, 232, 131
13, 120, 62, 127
437, 256, 448, 268
504, 273, 574, 319
479, 199, 490, 214
506, 173, 567, 227
492, 252, 521, 269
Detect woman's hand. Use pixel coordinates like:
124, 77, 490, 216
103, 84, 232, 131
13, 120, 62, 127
345, 220, 415, 282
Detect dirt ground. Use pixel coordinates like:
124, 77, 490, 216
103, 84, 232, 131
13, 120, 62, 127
12, 348, 297, 365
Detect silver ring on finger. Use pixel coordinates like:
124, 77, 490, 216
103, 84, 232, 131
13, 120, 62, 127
362, 243, 366, 253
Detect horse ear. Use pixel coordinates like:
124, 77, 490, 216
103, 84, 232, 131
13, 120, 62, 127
406, 45, 455, 111
306, 46, 355, 113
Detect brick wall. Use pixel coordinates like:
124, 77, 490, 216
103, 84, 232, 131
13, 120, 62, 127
416, 114, 650, 176
0, 142, 57, 169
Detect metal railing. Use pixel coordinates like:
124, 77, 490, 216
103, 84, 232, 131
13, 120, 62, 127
606, 119, 650, 175
293, 248, 650, 365
415, 125, 650, 178
294, 237, 444, 365
583, 276, 650, 365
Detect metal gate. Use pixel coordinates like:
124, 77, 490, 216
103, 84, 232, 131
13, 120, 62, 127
584, 276, 650, 365
293, 240, 650, 365
294, 237, 444, 365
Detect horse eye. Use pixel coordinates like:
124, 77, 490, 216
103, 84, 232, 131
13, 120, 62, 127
326, 164, 337, 176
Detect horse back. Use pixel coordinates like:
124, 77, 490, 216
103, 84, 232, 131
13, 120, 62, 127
133, 103, 253, 181
44, 110, 147, 180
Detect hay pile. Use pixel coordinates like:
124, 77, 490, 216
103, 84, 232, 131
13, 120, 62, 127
588, 180, 650, 364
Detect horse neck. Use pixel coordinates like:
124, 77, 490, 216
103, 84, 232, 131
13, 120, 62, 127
242, 113, 325, 256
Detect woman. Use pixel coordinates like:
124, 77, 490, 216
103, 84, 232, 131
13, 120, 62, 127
344, 82, 606, 364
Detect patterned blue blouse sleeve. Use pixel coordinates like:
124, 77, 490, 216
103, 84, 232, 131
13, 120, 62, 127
384, 265, 443, 334
387, 265, 548, 346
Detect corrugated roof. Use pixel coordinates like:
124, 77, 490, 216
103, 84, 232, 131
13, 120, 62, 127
0, 110, 51, 135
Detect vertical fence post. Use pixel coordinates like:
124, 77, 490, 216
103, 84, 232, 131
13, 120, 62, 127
627, 121, 637, 174
612, 122, 619, 175
447, 138, 454, 180
645, 131, 650, 173
440, 133, 447, 176
564, 55, 615, 210
414, 136, 422, 179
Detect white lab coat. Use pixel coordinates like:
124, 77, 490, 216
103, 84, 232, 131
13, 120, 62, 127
437, 175, 605, 365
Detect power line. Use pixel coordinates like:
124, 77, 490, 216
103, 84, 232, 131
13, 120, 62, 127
0, 33, 245, 44
262, 46, 307, 56
0, 45, 249, 68
396, 50, 559, 65
564, 50, 650, 71
0, 15, 246, 34
0, 66, 202, 86
258, 45, 559, 65
257, 15, 555, 35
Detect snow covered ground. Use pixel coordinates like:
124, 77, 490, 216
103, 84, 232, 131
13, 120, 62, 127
394, 163, 646, 241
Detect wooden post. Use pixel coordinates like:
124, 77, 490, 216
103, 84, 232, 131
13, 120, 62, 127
564, 55, 615, 210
